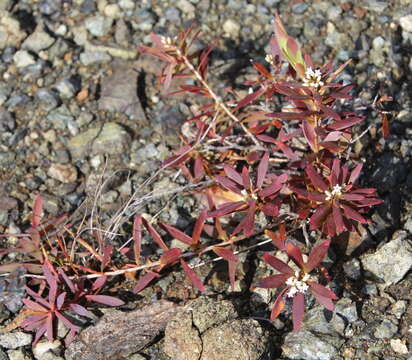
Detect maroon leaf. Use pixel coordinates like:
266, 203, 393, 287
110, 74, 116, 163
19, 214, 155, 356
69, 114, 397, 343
348, 163, 363, 184
305, 240, 331, 273
142, 218, 169, 251
292, 292, 305, 331
286, 242, 304, 269
85, 295, 125, 306
261, 202, 280, 217
192, 209, 206, 244
241, 166, 251, 191
208, 201, 246, 217
213, 247, 238, 291
270, 289, 288, 320
180, 259, 205, 292
341, 204, 367, 223
70, 303, 92, 318
306, 165, 328, 191
133, 271, 160, 294
329, 117, 363, 130
162, 223, 194, 246
257, 152, 270, 189
309, 282, 337, 311
32, 194, 43, 228
309, 204, 332, 230
262, 253, 294, 275
215, 175, 242, 194
160, 248, 182, 266
255, 274, 289, 288
333, 205, 346, 234
92, 276, 107, 291
223, 165, 243, 185
302, 121, 316, 152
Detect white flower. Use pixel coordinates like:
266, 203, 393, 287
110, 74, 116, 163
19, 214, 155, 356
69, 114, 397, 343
285, 271, 310, 298
325, 184, 343, 201
265, 54, 274, 65
302, 67, 324, 88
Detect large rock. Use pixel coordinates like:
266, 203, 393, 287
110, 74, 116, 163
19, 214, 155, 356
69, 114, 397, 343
22, 23, 55, 53
360, 231, 412, 286
98, 61, 146, 121
282, 330, 342, 360
163, 297, 268, 360
67, 122, 131, 159
65, 300, 179, 360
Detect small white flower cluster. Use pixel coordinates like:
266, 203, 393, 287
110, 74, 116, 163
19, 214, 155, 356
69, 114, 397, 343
265, 54, 274, 65
160, 35, 177, 48
285, 271, 310, 298
325, 184, 343, 201
302, 67, 324, 88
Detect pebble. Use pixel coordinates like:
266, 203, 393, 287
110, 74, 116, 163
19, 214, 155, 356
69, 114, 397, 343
22, 24, 55, 53
7, 349, 31, 360
85, 15, 113, 37
48, 163, 78, 183
119, 0, 135, 10
104, 4, 120, 18
33, 340, 62, 360
165, 7, 181, 23
177, 0, 195, 14
0, 332, 32, 349
223, 19, 240, 36
54, 77, 80, 99
0, 12, 26, 49
390, 339, 409, 355
292, 3, 308, 14
36, 88, 61, 111
13, 50, 36, 68
39, 0, 61, 15
80, 50, 112, 66
374, 318, 398, 339
400, 15, 412, 33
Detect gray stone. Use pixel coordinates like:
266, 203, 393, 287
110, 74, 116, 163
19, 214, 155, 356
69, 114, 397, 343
400, 15, 412, 33
177, 0, 195, 14
13, 50, 36, 68
165, 7, 181, 22
360, 231, 412, 286
0, 332, 32, 349
282, 330, 342, 360
362, 0, 388, 12
119, 0, 135, 10
0, 0, 13, 10
67, 122, 131, 159
343, 258, 361, 280
36, 88, 61, 111
304, 305, 345, 336
374, 318, 398, 339
114, 19, 131, 47
80, 51, 111, 66
335, 298, 358, 323
0, 348, 7, 360
54, 77, 80, 99
0, 83, 11, 106
85, 15, 113, 37
223, 19, 240, 36
39, 0, 60, 15
292, 3, 308, 14
390, 300, 406, 319
47, 105, 74, 129
22, 24, 55, 53
201, 319, 267, 360
98, 61, 146, 121
370, 153, 407, 192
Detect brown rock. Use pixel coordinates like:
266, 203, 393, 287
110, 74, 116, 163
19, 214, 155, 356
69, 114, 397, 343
47, 163, 78, 183
65, 300, 179, 360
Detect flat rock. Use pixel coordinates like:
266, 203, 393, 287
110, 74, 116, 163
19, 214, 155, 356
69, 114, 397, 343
360, 231, 412, 286
98, 61, 146, 121
0, 331, 32, 349
47, 163, 78, 183
22, 24, 55, 53
67, 122, 131, 159
0, 11, 26, 49
282, 330, 342, 360
65, 300, 179, 360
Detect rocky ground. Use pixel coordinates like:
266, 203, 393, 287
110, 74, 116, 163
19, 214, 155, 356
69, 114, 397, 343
0, 0, 411, 359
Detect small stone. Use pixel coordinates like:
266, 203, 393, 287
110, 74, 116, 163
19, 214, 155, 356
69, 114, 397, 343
80, 51, 112, 66
165, 7, 181, 22
36, 88, 61, 111
68, 122, 131, 159
282, 330, 342, 360
119, 0, 135, 10
360, 231, 412, 286
0, 332, 32, 349
223, 19, 240, 36
0, 12, 26, 49
48, 163, 78, 183
362, 0, 388, 13
343, 258, 361, 280
85, 15, 113, 37
7, 349, 31, 360
390, 300, 406, 319
13, 50, 36, 68
292, 3, 308, 14
104, 4, 120, 17
22, 24, 55, 53
54, 77, 80, 99
400, 15, 412, 33
177, 0, 195, 14
39, 0, 61, 15
33, 340, 61, 360
390, 339, 409, 355
374, 318, 398, 339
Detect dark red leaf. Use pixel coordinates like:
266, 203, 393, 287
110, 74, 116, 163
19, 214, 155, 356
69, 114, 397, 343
255, 274, 289, 288
333, 205, 346, 234
180, 259, 205, 292
341, 204, 367, 223
69, 303, 92, 318
133, 271, 160, 294
292, 292, 305, 331
262, 253, 294, 275
306, 165, 328, 191
270, 289, 287, 320
160, 248, 182, 266
348, 163, 363, 184
208, 201, 246, 217
142, 218, 169, 251
309, 204, 332, 230
223, 165, 243, 185
192, 209, 206, 244
286, 242, 304, 269
302, 121, 316, 152
85, 295, 125, 306
133, 215, 142, 263
215, 175, 242, 194
162, 223, 194, 246
92, 275, 107, 291
257, 152, 270, 189
305, 240, 331, 273
32, 194, 43, 228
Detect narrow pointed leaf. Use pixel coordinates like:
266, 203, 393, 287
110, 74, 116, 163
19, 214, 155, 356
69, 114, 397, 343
292, 292, 305, 331
262, 253, 294, 274
180, 259, 205, 292
85, 295, 125, 306
306, 165, 328, 191
133, 271, 160, 294
305, 239, 331, 273
162, 223, 194, 246
255, 274, 289, 288
257, 152, 270, 189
